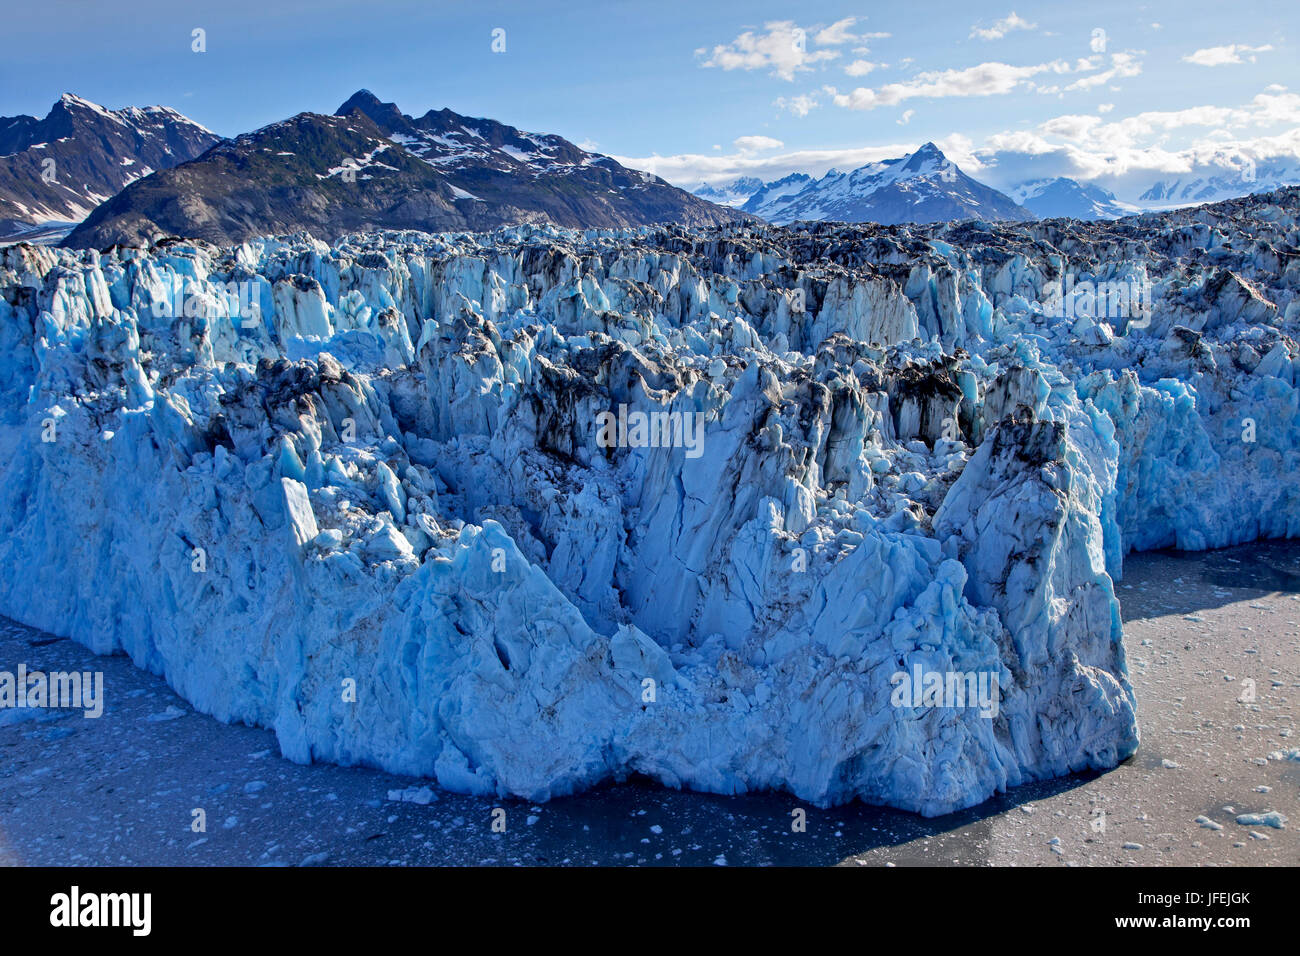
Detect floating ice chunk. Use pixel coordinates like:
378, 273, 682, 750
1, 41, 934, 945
1235, 811, 1286, 829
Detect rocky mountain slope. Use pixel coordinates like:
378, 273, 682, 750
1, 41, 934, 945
0, 94, 220, 241
3, 186, 1299, 815
63, 91, 746, 249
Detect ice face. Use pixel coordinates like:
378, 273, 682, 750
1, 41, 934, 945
1, 189, 1297, 816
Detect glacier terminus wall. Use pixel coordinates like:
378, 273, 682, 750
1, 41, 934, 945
2, 188, 1298, 816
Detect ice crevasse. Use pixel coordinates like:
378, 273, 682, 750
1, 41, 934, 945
1, 190, 1298, 816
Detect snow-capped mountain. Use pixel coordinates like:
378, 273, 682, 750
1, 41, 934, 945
1139, 156, 1300, 208
63, 90, 746, 249
0, 94, 220, 241
691, 176, 766, 207
733, 173, 813, 214
1009, 177, 1137, 221
736, 144, 1032, 226
691, 152, 1300, 226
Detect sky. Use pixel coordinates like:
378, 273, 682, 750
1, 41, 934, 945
2, 0, 1296, 198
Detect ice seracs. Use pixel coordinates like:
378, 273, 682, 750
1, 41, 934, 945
1, 186, 1298, 815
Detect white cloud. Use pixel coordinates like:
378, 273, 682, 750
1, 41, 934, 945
968, 92, 1300, 195
970, 12, 1037, 41
698, 19, 872, 80
620, 86, 1300, 209
935, 134, 978, 169
733, 135, 784, 153
697, 22, 837, 81
1098, 103, 1115, 113
1247, 90, 1300, 125
614, 142, 920, 190
1038, 114, 1104, 140
813, 17, 861, 46
845, 60, 883, 77
972, 129, 1300, 200
1061, 52, 1142, 91
1183, 44, 1273, 67
773, 93, 821, 116
833, 60, 1070, 110
1009, 95, 1300, 159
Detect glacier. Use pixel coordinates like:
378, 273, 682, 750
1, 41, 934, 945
1, 188, 1298, 816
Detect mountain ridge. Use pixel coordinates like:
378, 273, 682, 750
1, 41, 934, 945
62, 90, 747, 249
0, 94, 221, 240
729, 143, 1034, 226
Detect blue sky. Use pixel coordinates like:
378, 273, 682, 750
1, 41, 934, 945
2, 0, 1296, 196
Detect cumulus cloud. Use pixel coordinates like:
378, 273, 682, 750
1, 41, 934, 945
1037, 114, 1104, 140
733, 135, 784, 153
1183, 44, 1273, 66
969, 93, 1300, 195
613, 142, 918, 190
897, 109, 915, 125
616, 89, 1300, 207
969, 12, 1037, 41
1063, 52, 1142, 91
698, 18, 890, 81
813, 17, 861, 46
697, 21, 837, 80
833, 60, 1070, 110
974, 132, 1300, 200
773, 93, 821, 116
845, 60, 883, 77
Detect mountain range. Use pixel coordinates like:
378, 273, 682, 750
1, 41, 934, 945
1007, 177, 1136, 220
3, 90, 1298, 248
691, 144, 1300, 226
733, 143, 1034, 226
0, 94, 220, 241
691, 146, 1147, 225
63, 90, 745, 248
1138, 155, 1300, 207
